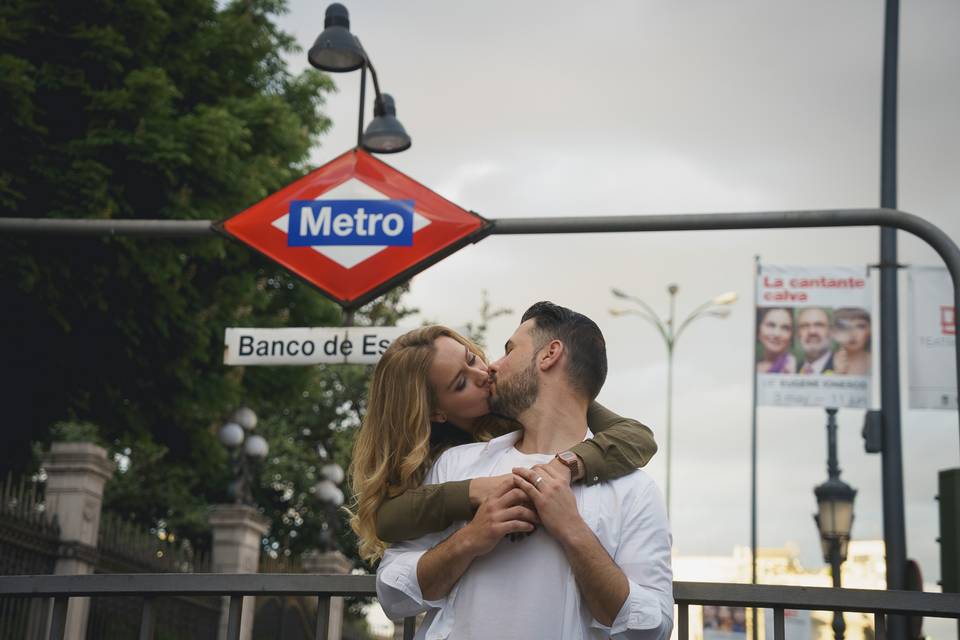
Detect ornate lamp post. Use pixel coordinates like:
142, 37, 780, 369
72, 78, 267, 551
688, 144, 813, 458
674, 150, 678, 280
308, 3, 412, 153
610, 284, 737, 519
813, 408, 857, 640
218, 407, 270, 506
313, 462, 345, 551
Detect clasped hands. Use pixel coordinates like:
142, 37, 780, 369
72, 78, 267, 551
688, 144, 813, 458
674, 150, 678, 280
465, 458, 582, 551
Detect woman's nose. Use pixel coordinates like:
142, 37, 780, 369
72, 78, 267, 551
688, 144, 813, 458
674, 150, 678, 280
469, 363, 489, 384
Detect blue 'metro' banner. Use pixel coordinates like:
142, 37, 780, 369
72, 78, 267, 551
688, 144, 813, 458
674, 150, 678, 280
287, 200, 415, 246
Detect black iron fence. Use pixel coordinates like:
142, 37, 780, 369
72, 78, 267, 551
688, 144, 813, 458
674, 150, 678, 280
0, 474, 60, 640
255, 552, 315, 640
1, 573, 959, 640
0, 473, 221, 640
88, 512, 219, 640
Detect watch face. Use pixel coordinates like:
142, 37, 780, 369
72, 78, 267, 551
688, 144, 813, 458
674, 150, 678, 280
559, 452, 577, 464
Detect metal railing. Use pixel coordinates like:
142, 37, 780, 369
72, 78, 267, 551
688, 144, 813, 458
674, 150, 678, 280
1, 573, 959, 640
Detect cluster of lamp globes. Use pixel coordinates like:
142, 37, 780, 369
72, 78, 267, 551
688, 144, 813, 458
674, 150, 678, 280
218, 407, 346, 507
308, 3, 411, 154
218, 407, 269, 460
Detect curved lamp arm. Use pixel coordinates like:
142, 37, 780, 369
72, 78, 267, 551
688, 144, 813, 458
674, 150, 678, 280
611, 289, 667, 330
674, 300, 716, 341
610, 308, 671, 347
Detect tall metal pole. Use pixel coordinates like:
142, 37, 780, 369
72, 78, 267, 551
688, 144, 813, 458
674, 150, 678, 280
825, 408, 846, 640
750, 256, 761, 640
879, 4, 907, 639
665, 284, 678, 520
831, 540, 846, 640
356, 64, 367, 147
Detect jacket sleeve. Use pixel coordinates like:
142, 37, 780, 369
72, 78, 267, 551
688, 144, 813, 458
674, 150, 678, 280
572, 402, 658, 486
375, 479, 474, 543
376, 452, 461, 620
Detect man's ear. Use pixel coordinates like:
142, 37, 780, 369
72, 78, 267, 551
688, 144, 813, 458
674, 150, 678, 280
537, 339, 565, 371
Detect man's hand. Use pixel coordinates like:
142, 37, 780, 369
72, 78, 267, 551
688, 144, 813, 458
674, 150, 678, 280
512, 464, 587, 545
417, 479, 538, 601
514, 465, 630, 627
468, 473, 515, 507
461, 480, 539, 556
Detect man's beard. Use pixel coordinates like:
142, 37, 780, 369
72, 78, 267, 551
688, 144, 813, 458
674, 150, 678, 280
489, 358, 539, 419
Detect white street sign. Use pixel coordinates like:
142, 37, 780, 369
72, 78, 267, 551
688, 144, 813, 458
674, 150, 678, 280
224, 327, 410, 366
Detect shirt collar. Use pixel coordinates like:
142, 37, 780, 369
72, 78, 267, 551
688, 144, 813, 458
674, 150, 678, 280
480, 426, 594, 454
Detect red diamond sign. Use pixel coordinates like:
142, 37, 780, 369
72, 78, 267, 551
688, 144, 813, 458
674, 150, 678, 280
217, 149, 490, 308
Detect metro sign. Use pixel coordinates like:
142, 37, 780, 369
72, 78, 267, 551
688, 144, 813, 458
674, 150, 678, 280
217, 149, 490, 308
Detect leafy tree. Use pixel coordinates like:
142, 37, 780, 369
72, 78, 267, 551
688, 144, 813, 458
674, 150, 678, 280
0, 0, 421, 574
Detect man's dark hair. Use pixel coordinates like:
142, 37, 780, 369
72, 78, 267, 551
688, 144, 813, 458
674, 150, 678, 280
521, 301, 607, 401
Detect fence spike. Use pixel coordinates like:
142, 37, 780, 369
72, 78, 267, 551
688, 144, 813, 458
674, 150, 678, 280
2, 471, 11, 513
16, 476, 26, 518
28, 482, 38, 524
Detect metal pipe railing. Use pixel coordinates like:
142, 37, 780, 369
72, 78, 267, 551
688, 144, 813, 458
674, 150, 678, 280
3, 207, 958, 443
2, 574, 959, 640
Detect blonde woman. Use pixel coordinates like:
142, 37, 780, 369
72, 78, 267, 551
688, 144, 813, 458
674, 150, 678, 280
349, 325, 658, 564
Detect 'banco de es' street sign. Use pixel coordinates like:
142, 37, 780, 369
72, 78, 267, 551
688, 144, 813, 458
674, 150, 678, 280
217, 149, 490, 308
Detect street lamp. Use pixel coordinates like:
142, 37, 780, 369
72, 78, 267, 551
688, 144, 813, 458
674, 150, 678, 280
813, 408, 857, 640
312, 461, 345, 551
218, 407, 270, 506
308, 3, 411, 153
610, 284, 738, 519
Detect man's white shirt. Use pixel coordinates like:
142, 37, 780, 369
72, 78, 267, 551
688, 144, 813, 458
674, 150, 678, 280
801, 350, 833, 374
376, 429, 674, 640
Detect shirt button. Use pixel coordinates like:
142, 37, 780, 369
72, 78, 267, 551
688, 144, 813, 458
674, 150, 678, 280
593, 476, 599, 482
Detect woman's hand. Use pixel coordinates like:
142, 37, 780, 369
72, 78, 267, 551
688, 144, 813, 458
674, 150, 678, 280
468, 474, 515, 507
461, 483, 538, 556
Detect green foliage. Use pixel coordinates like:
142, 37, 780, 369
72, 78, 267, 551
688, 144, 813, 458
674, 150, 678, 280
0, 0, 416, 571
50, 420, 104, 445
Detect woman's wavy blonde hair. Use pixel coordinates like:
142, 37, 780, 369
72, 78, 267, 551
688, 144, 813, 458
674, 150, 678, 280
348, 325, 499, 564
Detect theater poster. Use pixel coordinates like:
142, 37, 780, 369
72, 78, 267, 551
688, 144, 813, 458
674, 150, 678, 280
907, 266, 957, 410
756, 265, 872, 408
763, 609, 811, 640
703, 606, 747, 640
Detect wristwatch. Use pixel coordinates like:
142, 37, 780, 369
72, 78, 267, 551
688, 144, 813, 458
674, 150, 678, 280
555, 451, 582, 482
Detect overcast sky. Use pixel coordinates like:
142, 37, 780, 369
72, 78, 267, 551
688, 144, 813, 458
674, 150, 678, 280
276, 1, 960, 587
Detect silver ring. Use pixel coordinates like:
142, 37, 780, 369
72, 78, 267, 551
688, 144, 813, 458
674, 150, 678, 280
534, 476, 543, 486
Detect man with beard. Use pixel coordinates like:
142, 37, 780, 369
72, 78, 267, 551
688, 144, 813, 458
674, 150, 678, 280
796, 307, 836, 374
377, 302, 673, 640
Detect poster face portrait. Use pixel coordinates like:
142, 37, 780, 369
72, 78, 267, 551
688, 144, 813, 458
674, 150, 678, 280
755, 265, 872, 408
830, 307, 872, 375
794, 307, 833, 374
756, 307, 797, 374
